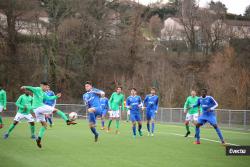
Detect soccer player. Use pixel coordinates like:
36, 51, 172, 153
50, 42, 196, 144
192, 89, 225, 145
183, 90, 200, 137
107, 87, 124, 134
83, 81, 104, 142
21, 82, 76, 148
100, 93, 109, 130
43, 85, 56, 127
126, 88, 143, 137
0, 84, 7, 129
4, 90, 35, 139
143, 87, 159, 136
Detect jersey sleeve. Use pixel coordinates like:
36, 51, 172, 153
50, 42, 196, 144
43, 93, 58, 101
15, 96, 24, 109
108, 93, 114, 107
183, 97, 189, 110
121, 95, 125, 111
210, 96, 218, 110
138, 97, 143, 107
24, 86, 39, 93
143, 96, 148, 107
3, 91, 7, 109
155, 96, 159, 111
193, 98, 200, 108
126, 97, 130, 109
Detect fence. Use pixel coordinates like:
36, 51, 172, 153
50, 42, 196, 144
4, 103, 250, 131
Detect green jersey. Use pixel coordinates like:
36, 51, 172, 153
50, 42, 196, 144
184, 96, 200, 114
109, 92, 124, 111
0, 89, 7, 110
16, 94, 33, 115
24, 86, 58, 109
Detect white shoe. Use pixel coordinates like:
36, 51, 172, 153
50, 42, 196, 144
147, 132, 151, 136
151, 133, 154, 137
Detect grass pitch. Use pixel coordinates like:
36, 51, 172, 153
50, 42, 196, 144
0, 118, 250, 167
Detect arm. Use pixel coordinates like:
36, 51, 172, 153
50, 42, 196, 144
143, 96, 148, 107
183, 97, 189, 113
23, 86, 38, 93
108, 93, 114, 108
209, 97, 218, 111
43, 93, 59, 101
15, 96, 24, 110
121, 95, 125, 111
126, 98, 130, 109
3, 91, 7, 110
138, 97, 143, 108
155, 96, 159, 112
192, 98, 200, 109
91, 88, 104, 96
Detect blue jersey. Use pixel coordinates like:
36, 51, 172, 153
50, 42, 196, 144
100, 97, 109, 111
193, 96, 218, 116
43, 90, 56, 107
144, 94, 159, 112
83, 88, 104, 109
126, 95, 142, 114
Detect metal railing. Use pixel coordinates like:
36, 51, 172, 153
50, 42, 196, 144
4, 103, 250, 131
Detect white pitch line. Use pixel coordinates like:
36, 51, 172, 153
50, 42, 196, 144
154, 131, 240, 146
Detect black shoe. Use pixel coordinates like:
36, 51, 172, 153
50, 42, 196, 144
36, 137, 42, 148
194, 134, 197, 138
184, 131, 191, 137
94, 134, 99, 142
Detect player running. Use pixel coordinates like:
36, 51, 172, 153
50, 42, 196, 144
143, 87, 159, 136
21, 82, 76, 148
183, 90, 200, 137
4, 90, 35, 139
192, 89, 225, 145
43, 85, 56, 127
100, 93, 109, 130
0, 84, 7, 129
107, 87, 124, 134
83, 81, 104, 142
126, 88, 143, 138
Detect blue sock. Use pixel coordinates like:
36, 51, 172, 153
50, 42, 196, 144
132, 125, 136, 136
48, 117, 52, 125
101, 120, 105, 127
138, 124, 142, 132
151, 122, 155, 133
195, 126, 200, 142
147, 123, 150, 132
90, 127, 98, 136
215, 127, 224, 142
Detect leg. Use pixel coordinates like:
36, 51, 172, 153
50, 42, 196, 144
101, 113, 105, 129
4, 121, 18, 139
184, 121, 191, 137
29, 122, 36, 139
138, 121, 143, 136
212, 124, 224, 144
53, 108, 76, 125
107, 111, 114, 131
88, 108, 99, 142
115, 112, 120, 134
195, 123, 202, 144
36, 121, 47, 148
151, 119, 155, 135
0, 112, 3, 128
132, 121, 136, 137
146, 119, 150, 134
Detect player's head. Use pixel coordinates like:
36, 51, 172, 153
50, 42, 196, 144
46, 85, 50, 91
116, 86, 122, 94
131, 88, 137, 96
201, 88, 207, 98
101, 92, 105, 97
150, 87, 156, 95
24, 89, 30, 96
85, 81, 93, 91
191, 90, 196, 97
40, 81, 49, 91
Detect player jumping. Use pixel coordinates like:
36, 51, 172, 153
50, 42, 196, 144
192, 89, 225, 145
183, 90, 200, 137
21, 82, 76, 148
83, 81, 104, 142
143, 87, 159, 136
126, 88, 143, 138
0, 84, 7, 129
4, 90, 35, 139
100, 93, 109, 130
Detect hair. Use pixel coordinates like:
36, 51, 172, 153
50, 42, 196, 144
131, 88, 137, 91
40, 81, 48, 85
201, 88, 207, 93
117, 86, 122, 90
151, 87, 156, 91
85, 81, 92, 86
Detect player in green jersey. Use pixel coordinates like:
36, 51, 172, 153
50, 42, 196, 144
183, 90, 200, 137
0, 84, 7, 129
4, 90, 35, 139
21, 81, 76, 148
107, 86, 124, 134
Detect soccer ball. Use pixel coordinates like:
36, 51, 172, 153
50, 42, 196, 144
69, 112, 78, 121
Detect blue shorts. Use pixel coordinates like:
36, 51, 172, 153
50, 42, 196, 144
198, 114, 217, 126
130, 113, 141, 122
146, 111, 156, 120
88, 107, 102, 124
101, 109, 108, 116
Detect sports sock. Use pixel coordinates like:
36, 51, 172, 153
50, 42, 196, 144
116, 120, 119, 130
215, 127, 224, 142
147, 123, 150, 132
90, 127, 98, 136
56, 110, 68, 122
108, 120, 112, 129
185, 124, 190, 132
0, 115, 3, 124
151, 122, 155, 133
38, 126, 46, 139
132, 125, 136, 136
7, 123, 15, 134
195, 126, 200, 142
48, 117, 52, 125
138, 124, 142, 132
30, 125, 35, 136
101, 120, 105, 127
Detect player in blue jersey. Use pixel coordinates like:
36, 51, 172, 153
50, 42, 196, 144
192, 89, 225, 145
126, 88, 143, 137
43, 85, 56, 127
143, 87, 159, 136
83, 81, 105, 142
100, 93, 109, 130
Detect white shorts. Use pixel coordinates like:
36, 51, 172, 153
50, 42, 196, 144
109, 110, 120, 118
34, 105, 54, 122
185, 113, 199, 122
14, 113, 35, 122
0, 105, 3, 112
127, 110, 130, 115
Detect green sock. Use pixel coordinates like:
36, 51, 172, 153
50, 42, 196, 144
116, 120, 120, 130
185, 124, 190, 132
7, 124, 15, 134
56, 110, 68, 122
38, 126, 46, 139
0, 115, 3, 124
108, 120, 112, 128
30, 125, 35, 136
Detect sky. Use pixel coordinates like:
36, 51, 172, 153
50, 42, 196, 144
136, 0, 249, 15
